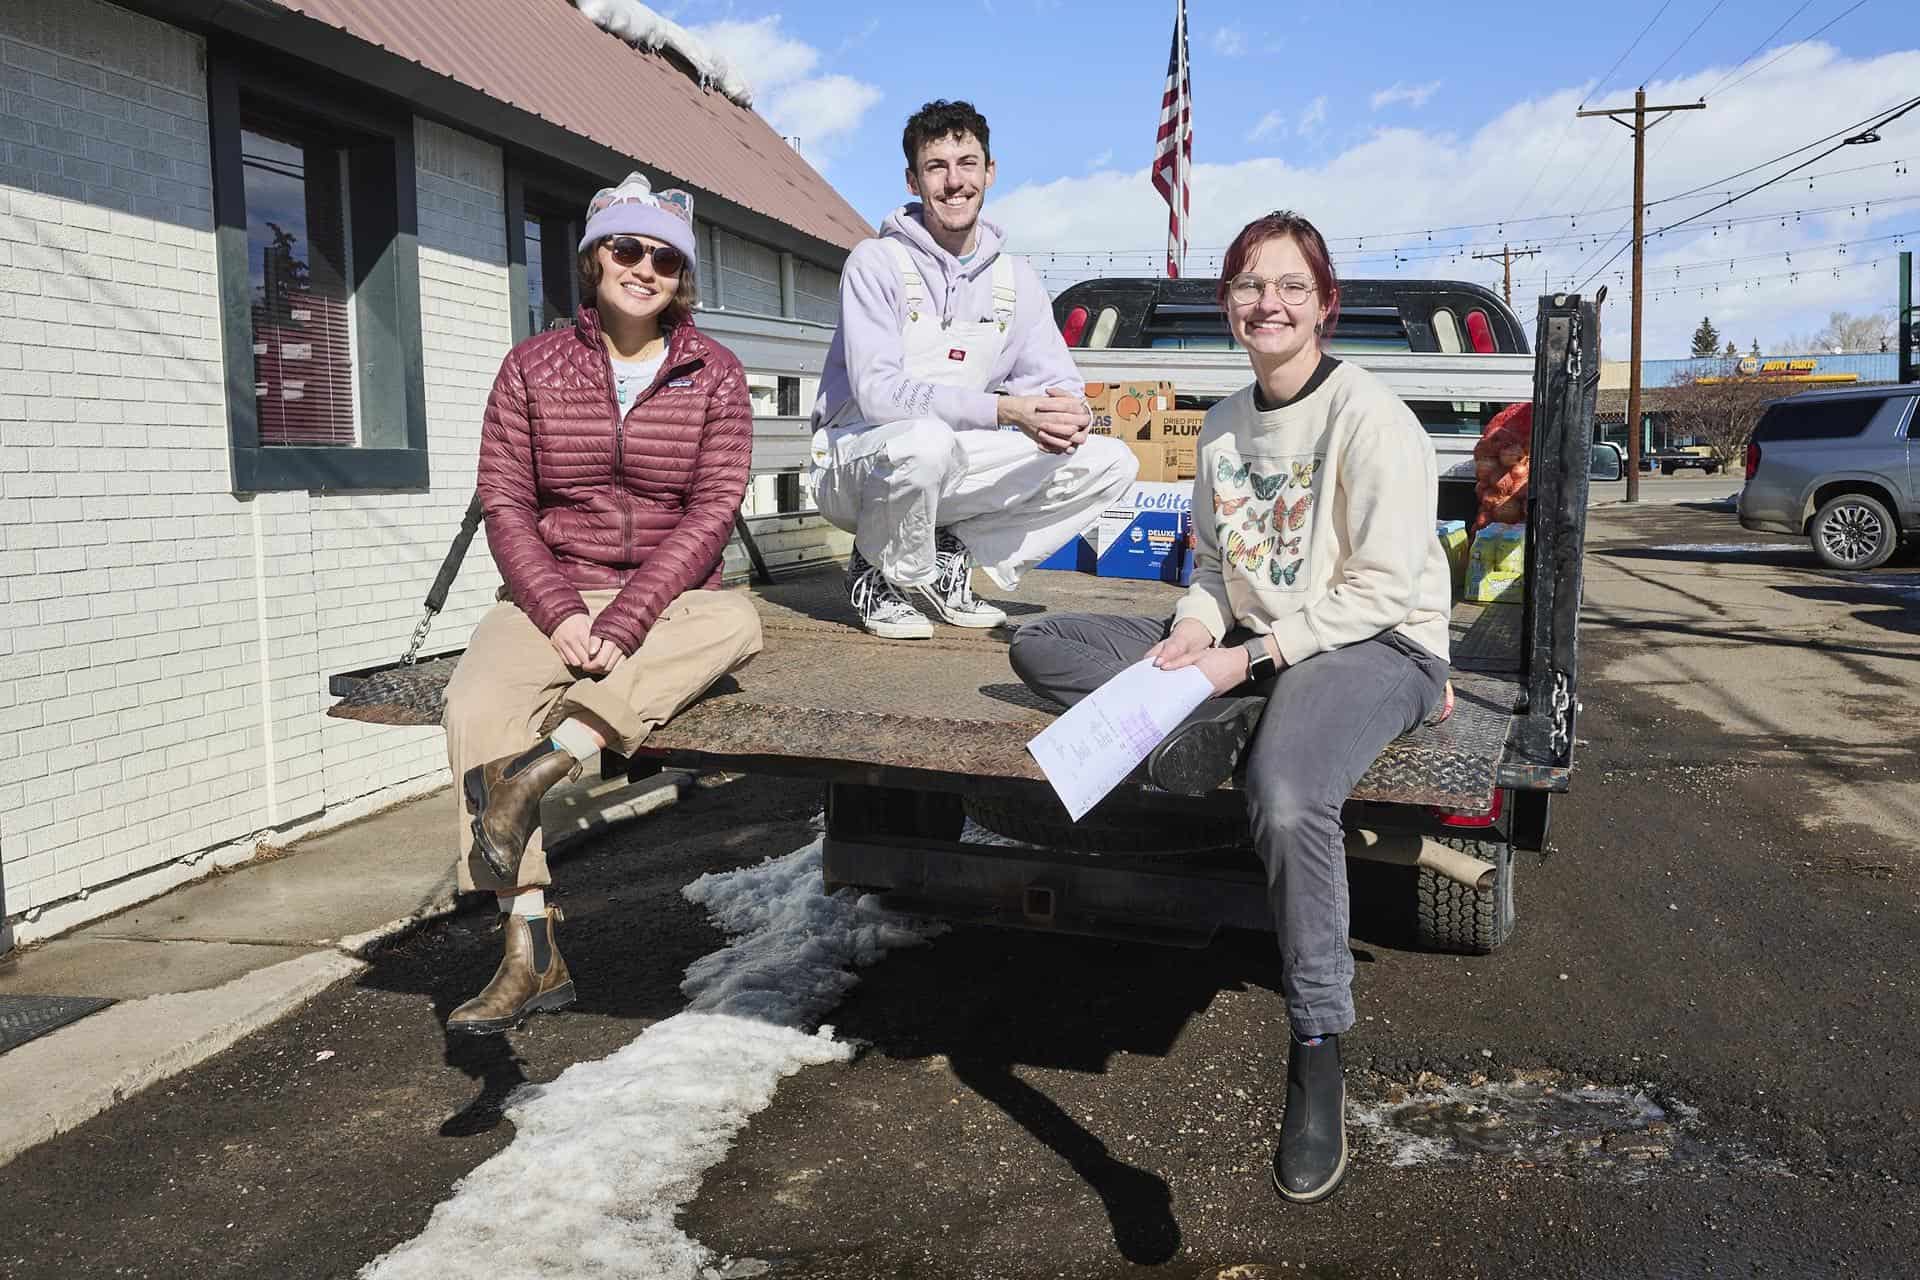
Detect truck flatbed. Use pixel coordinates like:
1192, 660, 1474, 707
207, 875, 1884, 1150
627, 565, 1530, 814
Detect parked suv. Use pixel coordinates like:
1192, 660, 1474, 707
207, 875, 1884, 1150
1738, 384, 1919, 570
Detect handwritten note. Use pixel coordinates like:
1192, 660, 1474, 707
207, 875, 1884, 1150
1026, 659, 1215, 821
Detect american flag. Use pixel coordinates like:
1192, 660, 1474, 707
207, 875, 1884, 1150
1150, 0, 1192, 279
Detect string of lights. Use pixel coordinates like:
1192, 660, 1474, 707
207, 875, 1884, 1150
1577, 93, 1920, 287
1020, 192, 1920, 275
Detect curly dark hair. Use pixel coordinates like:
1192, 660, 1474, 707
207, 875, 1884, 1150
902, 100, 991, 170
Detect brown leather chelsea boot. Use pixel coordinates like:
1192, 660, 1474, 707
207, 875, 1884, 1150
465, 742, 581, 880
446, 908, 575, 1035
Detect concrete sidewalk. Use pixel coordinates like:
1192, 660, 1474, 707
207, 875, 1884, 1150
0, 766, 691, 1169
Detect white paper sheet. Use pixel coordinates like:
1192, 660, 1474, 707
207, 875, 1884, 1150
1026, 658, 1216, 821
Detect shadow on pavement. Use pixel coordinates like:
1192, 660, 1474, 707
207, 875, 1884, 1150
1772, 575, 1920, 638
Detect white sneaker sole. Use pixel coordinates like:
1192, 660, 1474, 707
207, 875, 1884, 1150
862, 615, 934, 640
914, 590, 1007, 629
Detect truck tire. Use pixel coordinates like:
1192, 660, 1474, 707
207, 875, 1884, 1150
1811, 492, 1897, 571
1661, 462, 1677, 475
963, 793, 1247, 855
1414, 835, 1516, 955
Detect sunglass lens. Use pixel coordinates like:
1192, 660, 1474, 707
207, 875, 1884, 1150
608, 237, 644, 266
651, 246, 685, 276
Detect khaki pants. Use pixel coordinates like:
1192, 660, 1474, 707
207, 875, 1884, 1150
443, 587, 764, 892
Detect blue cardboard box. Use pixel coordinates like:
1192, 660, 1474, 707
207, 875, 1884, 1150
1094, 482, 1193, 583
1035, 522, 1097, 571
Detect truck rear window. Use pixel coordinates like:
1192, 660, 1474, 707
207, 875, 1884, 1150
1752, 398, 1886, 442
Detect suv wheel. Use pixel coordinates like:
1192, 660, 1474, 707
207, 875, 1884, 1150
1811, 492, 1898, 571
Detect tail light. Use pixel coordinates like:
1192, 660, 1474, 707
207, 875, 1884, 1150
1430, 788, 1505, 830
1745, 439, 1760, 479
1060, 305, 1090, 347
1464, 309, 1495, 354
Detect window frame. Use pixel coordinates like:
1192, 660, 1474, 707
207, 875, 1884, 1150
208, 46, 428, 494
503, 161, 593, 344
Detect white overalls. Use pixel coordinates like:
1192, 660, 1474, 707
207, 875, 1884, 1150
810, 241, 1137, 591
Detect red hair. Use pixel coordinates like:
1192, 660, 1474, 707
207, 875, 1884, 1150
1216, 211, 1341, 347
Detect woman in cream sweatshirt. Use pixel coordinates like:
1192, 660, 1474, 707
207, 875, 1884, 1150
1009, 211, 1452, 1206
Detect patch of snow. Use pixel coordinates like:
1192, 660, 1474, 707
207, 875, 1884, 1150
1646, 543, 1807, 553
576, 0, 754, 106
360, 840, 943, 1280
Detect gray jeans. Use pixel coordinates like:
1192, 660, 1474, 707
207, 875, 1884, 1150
1008, 613, 1448, 1037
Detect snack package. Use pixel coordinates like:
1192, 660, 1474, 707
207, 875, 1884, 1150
1435, 519, 1469, 597
1464, 521, 1526, 603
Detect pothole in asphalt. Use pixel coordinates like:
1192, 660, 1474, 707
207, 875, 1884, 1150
1351, 1071, 1783, 1180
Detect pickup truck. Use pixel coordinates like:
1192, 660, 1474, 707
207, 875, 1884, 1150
1648, 449, 1723, 476
330, 288, 1604, 956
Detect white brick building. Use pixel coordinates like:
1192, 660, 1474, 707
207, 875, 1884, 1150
1, 0, 868, 950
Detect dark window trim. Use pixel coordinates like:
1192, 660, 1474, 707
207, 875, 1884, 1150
503, 159, 592, 345
208, 43, 428, 494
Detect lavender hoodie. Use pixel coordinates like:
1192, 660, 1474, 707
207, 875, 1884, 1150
810, 204, 1083, 432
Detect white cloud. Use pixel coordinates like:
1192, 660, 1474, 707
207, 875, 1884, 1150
991, 43, 1920, 357
1371, 80, 1442, 111
691, 16, 881, 171
1298, 96, 1328, 137
1210, 25, 1247, 57
1088, 148, 1115, 171
1248, 110, 1286, 142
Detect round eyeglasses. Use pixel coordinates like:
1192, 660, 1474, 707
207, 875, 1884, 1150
1228, 274, 1316, 306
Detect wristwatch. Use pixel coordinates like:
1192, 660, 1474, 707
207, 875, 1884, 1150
1243, 635, 1278, 682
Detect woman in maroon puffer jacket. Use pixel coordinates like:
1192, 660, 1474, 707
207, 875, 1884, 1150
441, 173, 763, 1035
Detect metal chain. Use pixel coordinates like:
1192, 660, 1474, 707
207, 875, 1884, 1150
1549, 671, 1573, 753
400, 605, 438, 666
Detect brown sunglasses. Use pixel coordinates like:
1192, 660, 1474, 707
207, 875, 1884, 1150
605, 236, 686, 276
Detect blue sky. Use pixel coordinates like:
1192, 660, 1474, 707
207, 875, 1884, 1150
671, 1, 1918, 357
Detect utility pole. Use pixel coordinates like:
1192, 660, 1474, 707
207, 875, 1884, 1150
1472, 244, 1540, 306
1579, 88, 1706, 502
1901, 251, 1914, 384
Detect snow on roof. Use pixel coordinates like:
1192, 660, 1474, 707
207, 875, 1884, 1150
576, 0, 753, 107
360, 840, 944, 1279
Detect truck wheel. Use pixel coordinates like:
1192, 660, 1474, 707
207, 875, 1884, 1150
1414, 835, 1516, 955
1811, 492, 1897, 571
963, 793, 1246, 855
1661, 462, 1676, 475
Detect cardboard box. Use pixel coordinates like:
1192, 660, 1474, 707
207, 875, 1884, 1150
1154, 409, 1206, 480
1094, 481, 1193, 582
1126, 439, 1171, 483
1084, 380, 1172, 443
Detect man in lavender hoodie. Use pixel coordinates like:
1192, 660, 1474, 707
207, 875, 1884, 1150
810, 100, 1138, 639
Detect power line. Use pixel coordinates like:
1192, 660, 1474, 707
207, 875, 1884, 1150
1700, 0, 1814, 100
1023, 192, 1920, 277
1590, 0, 1679, 102
1643, 0, 1729, 86
1507, 0, 1688, 227
1579, 93, 1920, 287
1710, 0, 1874, 100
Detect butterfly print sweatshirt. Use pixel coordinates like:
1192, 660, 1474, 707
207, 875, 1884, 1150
1172, 360, 1453, 666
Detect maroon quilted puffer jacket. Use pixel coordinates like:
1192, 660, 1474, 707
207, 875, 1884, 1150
477, 306, 752, 657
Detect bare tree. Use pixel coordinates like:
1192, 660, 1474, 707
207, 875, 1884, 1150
1660, 373, 1805, 462
1771, 310, 1895, 354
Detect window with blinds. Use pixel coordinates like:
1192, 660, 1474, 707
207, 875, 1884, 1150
241, 122, 357, 448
